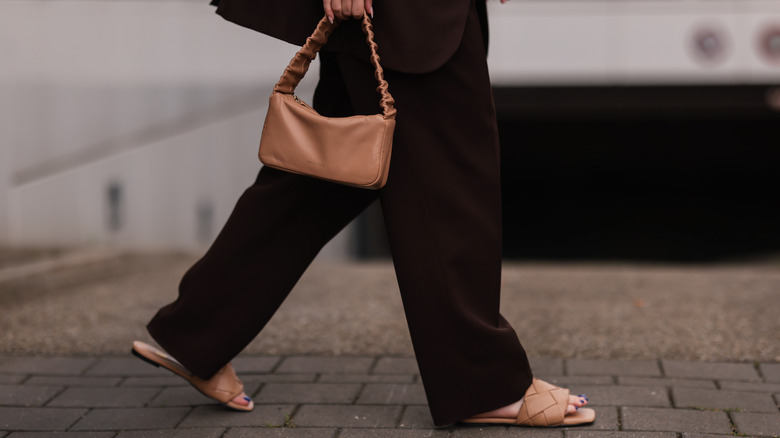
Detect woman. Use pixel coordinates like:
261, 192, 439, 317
132, 0, 595, 428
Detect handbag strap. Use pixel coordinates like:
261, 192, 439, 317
273, 14, 397, 120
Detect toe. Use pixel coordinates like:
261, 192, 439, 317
232, 393, 252, 406
569, 394, 588, 407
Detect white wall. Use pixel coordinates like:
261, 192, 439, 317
1, 0, 778, 254
0, 0, 350, 256
487, 0, 780, 85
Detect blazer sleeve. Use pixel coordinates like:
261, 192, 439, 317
209, 0, 473, 74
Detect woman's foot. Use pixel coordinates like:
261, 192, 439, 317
131, 341, 254, 412
460, 379, 595, 427
470, 393, 589, 419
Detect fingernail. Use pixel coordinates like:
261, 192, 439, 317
243, 396, 251, 402
327, 15, 334, 24
369, 7, 374, 18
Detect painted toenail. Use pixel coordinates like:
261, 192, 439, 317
243, 396, 252, 402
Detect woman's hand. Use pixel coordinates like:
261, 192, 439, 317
323, 0, 374, 23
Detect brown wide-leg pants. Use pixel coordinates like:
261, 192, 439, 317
147, 1, 533, 426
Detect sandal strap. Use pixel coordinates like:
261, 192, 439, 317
190, 363, 244, 404
516, 378, 570, 426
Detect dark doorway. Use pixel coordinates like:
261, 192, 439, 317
351, 85, 780, 261
497, 85, 780, 261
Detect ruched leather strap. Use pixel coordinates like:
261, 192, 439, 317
273, 14, 396, 120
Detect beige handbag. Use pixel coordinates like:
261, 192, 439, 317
258, 14, 397, 190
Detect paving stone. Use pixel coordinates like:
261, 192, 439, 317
760, 363, 780, 382
120, 376, 186, 387
225, 428, 337, 438
116, 428, 225, 438
293, 404, 402, 428
178, 404, 295, 428
731, 412, 780, 437
568, 360, 660, 377
564, 385, 669, 407
6, 433, 116, 438
673, 387, 777, 412
661, 361, 760, 381
71, 407, 190, 430
318, 374, 414, 384
397, 405, 434, 429
567, 433, 678, 438
617, 377, 717, 389
150, 382, 260, 407
0, 375, 25, 385
539, 376, 615, 386
48, 387, 160, 408
275, 357, 375, 374
84, 358, 168, 377
25, 377, 122, 387
232, 357, 282, 374
148, 386, 215, 407
0, 407, 87, 430
680, 434, 744, 438
451, 428, 562, 437
0, 385, 61, 407
256, 383, 361, 404
621, 407, 732, 434
530, 358, 564, 376
357, 384, 427, 405
565, 406, 619, 431
339, 429, 450, 438
717, 380, 780, 393
0, 358, 95, 376
241, 374, 318, 384
372, 358, 419, 375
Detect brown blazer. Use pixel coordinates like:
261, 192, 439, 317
209, 0, 488, 74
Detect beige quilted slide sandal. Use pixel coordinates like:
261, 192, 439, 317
131, 340, 253, 412
461, 378, 595, 427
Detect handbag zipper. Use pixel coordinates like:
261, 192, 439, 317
293, 95, 313, 110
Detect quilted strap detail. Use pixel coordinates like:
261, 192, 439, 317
515, 378, 570, 426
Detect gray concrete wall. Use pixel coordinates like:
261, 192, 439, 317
0, 0, 345, 255
1, 0, 778, 255
487, 0, 780, 85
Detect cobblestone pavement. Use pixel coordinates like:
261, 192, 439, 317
1, 248, 778, 436
0, 355, 778, 437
